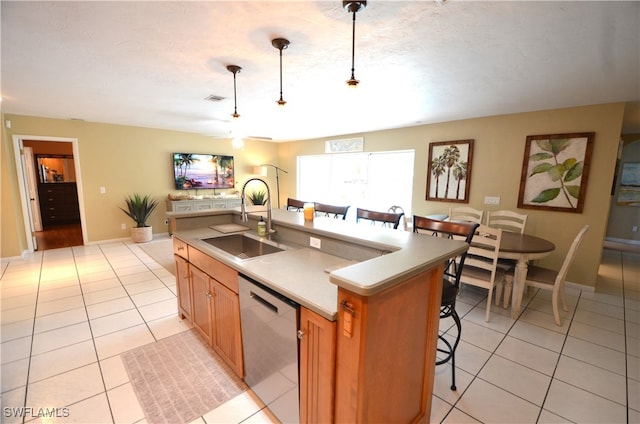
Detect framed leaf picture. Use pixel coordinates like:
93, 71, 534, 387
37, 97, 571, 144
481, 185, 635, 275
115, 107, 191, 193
426, 139, 474, 203
517, 132, 594, 213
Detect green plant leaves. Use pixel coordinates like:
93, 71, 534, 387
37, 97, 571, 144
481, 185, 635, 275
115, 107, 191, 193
532, 188, 560, 203
536, 138, 571, 155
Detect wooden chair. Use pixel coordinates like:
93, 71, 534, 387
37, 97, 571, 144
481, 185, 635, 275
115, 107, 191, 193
504, 225, 589, 326
387, 205, 407, 231
459, 225, 505, 322
448, 206, 484, 224
487, 210, 528, 234
413, 215, 479, 391
314, 203, 350, 220
356, 208, 404, 229
286, 198, 306, 212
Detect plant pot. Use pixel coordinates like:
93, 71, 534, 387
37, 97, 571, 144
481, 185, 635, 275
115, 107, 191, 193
131, 226, 153, 243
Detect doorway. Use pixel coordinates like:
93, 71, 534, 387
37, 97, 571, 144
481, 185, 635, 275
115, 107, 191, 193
13, 135, 86, 252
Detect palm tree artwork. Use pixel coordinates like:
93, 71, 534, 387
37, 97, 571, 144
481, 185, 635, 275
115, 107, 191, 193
426, 140, 474, 203
172, 153, 235, 190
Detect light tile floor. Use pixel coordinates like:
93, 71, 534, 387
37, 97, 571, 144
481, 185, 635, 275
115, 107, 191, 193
1, 235, 638, 423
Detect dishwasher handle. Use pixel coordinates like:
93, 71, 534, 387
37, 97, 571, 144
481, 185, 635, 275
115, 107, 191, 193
250, 291, 278, 314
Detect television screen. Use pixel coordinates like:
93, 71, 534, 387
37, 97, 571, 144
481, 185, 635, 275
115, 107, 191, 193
173, 153, 235, 190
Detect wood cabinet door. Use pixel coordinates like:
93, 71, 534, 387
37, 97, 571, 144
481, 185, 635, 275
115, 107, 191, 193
191, 266, 212, 344
299, 307, 336, 423
174, 255, 192, 322
211, 279, 244, 377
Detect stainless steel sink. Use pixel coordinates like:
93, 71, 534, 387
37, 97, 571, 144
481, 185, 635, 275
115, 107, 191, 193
202, 234, 284, 259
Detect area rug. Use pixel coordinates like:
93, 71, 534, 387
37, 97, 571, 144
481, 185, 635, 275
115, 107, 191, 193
121, 329, 247, 424
138, 237, 175, 274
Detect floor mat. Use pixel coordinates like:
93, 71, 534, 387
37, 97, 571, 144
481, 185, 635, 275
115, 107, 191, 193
121, 329, 247, 424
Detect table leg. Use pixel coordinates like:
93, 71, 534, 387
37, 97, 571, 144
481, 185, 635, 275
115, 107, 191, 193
511, 257, 529, 319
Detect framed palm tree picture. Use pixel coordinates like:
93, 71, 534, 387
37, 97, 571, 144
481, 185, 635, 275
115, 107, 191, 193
426, 139, 474, 203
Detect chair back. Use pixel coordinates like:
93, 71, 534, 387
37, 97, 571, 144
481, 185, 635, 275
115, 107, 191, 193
464, 225, 502, 279
286, 198, 306, 212
556, 225, 590, 284
487, 210, 528, 233
413, 215, 479, 288
314, 203, 350, 220
388, 205, 407, 231
449, 206, 484, 224
356, 208, 404, 229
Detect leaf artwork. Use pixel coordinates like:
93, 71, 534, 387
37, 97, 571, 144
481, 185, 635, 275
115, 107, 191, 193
526, 138, 584, 208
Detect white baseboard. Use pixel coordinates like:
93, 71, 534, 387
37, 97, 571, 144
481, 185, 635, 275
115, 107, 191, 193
605, 236, 640, 246
565, 280, 595, 293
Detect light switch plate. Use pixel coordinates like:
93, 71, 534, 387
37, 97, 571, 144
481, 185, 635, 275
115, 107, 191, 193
484, 196, 501, 205
309, 237, 321, 249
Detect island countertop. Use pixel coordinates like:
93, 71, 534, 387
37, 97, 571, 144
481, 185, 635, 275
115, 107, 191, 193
170, 208, 468, 321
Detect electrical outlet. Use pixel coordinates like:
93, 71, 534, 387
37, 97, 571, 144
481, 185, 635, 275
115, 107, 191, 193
484, 196, 501, 205
164, 219, 169, 225
99, 186, 106, 194
121, 223, 126, 230
309, 237, 321, 249
633, 226, 638, 232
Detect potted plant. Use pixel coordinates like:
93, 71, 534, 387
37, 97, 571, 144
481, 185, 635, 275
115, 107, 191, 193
247, 189, 267, 206
120, 193, 159, 243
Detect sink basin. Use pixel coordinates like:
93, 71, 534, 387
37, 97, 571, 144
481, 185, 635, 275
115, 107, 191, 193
202, 234, 284, 259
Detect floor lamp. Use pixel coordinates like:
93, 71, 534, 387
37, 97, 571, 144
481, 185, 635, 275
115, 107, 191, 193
255, 164, 288, 209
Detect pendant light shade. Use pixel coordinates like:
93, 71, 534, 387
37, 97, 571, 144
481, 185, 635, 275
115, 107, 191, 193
226, 65, 242, 118
272, 38, 290, 106
343, 1, 366, 87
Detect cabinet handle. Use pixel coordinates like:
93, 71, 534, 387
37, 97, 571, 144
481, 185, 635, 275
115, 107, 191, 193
206, 291, 213, 299
177, 246, 184, 251
297, 330, 305, 340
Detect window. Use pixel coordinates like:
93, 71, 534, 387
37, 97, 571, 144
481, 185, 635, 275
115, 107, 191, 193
297, 150, 414, 219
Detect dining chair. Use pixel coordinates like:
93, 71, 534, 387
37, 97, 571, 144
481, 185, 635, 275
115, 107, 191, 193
487, 210, 528, 233
314, 202, 350, 220
459, 224, 505, 322
387, 205, 407, 231
286, 198, 306, 212
448, 206, 484, 224
356, 208, 404, 229
504, 225, 589, 326
413, 215, 478, 391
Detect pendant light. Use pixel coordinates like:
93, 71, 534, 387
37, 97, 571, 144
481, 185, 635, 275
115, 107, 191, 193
226, 65, 242, 118
343, 1, 366, 87
271, 38, 290, 106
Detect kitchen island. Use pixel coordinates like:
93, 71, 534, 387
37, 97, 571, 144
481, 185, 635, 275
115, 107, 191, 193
169, 207, 467, 423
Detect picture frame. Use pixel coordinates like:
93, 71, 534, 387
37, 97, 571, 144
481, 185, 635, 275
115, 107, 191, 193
616, 162, 640, 206
517, 132, 594, 213
426, 139, 474, 203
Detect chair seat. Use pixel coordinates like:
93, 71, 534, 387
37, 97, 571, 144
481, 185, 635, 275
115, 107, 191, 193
462, 265, 506, 282
442, 279, 458, 305
523, 265, 558, 286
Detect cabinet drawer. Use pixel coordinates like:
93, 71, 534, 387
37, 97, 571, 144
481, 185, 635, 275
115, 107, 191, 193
173, 238, 189, 259
188, 247, 238, 293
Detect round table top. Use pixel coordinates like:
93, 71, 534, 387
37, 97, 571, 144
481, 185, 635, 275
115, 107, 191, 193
499, 231, 555, 254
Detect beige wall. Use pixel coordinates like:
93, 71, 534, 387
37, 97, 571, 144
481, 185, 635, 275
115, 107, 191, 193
1, 114, 278, 257
277, 103, 626, 288
1, 103, 625, 288
607, 135, 640, 241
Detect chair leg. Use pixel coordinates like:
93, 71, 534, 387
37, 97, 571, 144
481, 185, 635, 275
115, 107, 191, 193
494, 279, 503, 306
503, 276, 512, 308
485, 286, 494, 322
552, 290, 562, 326
436, 309, 461, 391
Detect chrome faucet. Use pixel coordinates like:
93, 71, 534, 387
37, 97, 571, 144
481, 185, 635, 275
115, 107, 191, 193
241, 178, 274, 237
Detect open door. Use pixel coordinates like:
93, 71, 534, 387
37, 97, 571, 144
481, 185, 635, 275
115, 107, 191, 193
23, 147, 43, 232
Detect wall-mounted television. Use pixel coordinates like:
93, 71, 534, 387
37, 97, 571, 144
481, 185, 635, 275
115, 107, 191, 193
173, 153, 235, 190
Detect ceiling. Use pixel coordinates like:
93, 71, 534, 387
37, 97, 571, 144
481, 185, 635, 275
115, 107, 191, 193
2, 1, 639, 142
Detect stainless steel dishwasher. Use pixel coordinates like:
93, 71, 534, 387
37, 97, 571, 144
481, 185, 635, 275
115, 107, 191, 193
238, 275, 300, 423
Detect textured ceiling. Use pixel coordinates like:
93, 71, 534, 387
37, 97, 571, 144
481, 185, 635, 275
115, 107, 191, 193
2, 1, 639, 141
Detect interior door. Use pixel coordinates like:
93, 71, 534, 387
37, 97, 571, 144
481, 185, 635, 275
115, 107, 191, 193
23, 147, 43, 232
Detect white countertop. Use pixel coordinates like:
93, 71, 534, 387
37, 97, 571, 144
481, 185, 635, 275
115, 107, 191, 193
172, 208, 467, 321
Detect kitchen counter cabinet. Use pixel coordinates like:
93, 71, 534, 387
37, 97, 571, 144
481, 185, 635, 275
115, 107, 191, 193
174, 255, 192, 321
175, 239, 244, 376
299, 307, 336, 423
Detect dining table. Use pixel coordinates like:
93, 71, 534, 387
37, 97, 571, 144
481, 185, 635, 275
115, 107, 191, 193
497, 231, 556, 318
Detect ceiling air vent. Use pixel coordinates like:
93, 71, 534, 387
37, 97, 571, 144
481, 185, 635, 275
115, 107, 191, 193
204, 94, 225, 102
